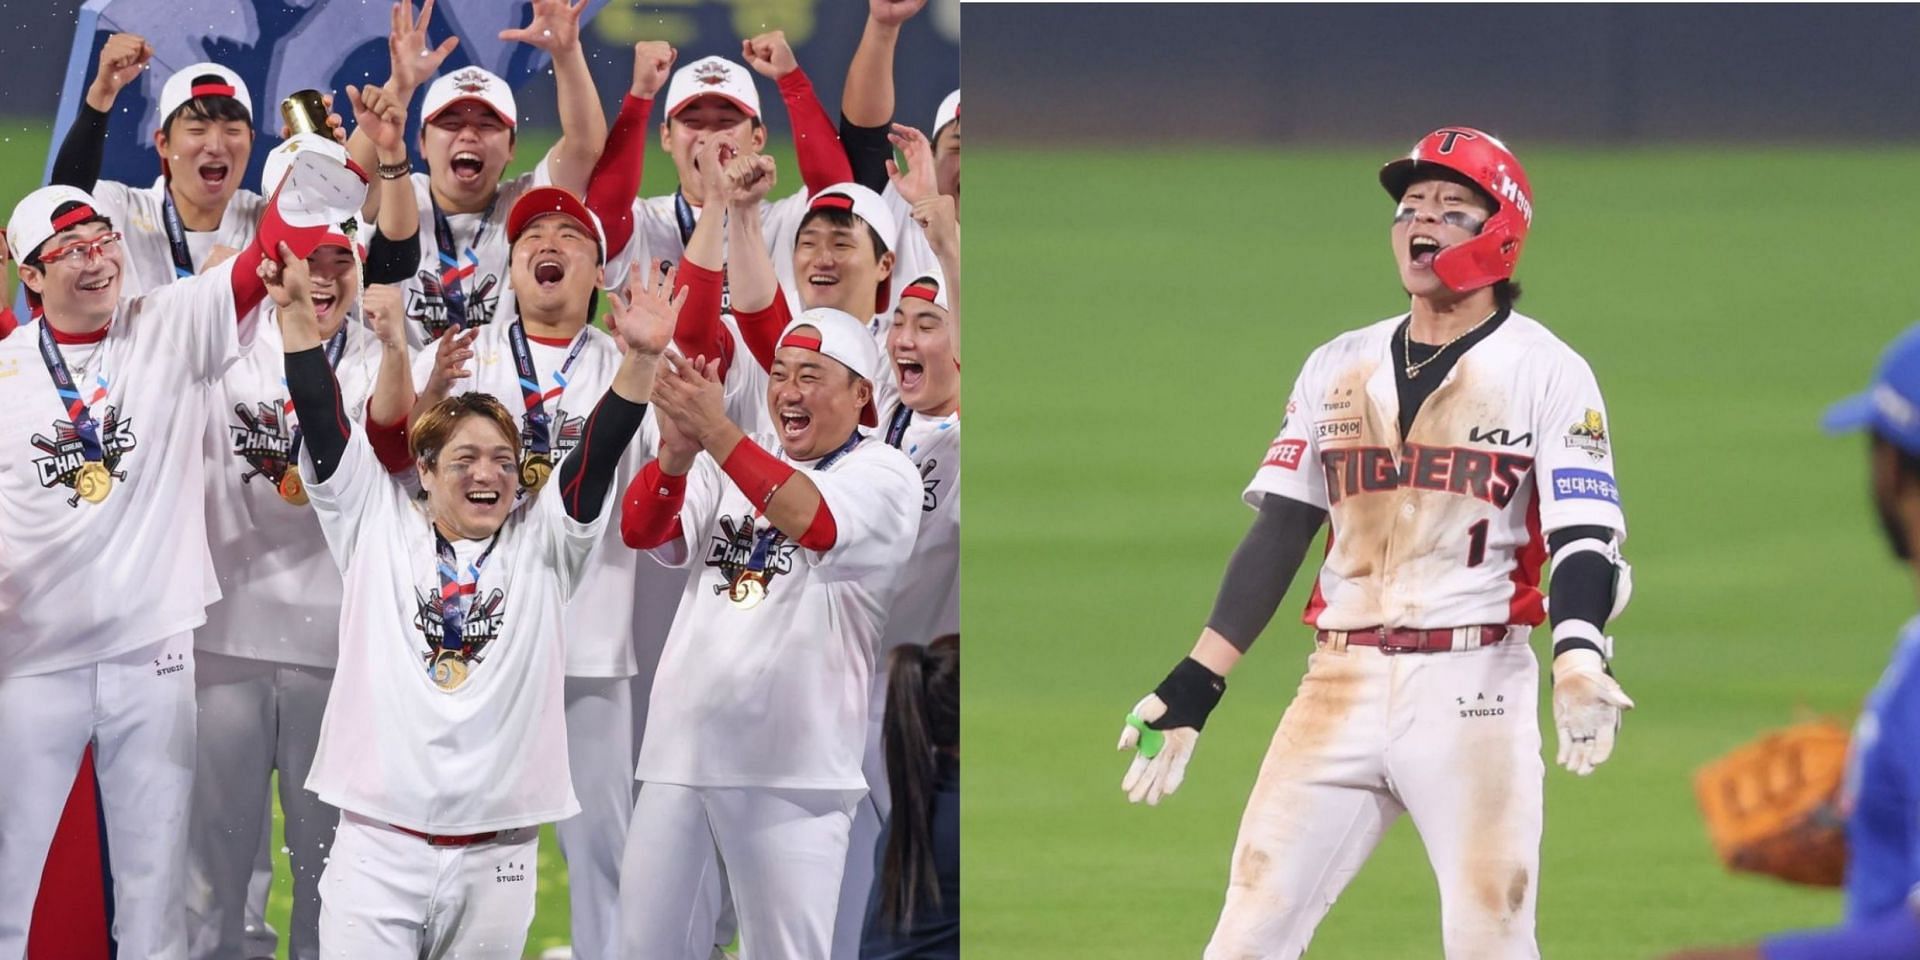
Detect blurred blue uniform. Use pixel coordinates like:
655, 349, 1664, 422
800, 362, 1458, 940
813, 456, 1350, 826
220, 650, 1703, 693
1843, 616, 1920, 922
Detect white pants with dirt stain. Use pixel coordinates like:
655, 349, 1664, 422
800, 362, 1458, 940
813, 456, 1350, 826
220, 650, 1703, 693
1205, 634, 1543, 960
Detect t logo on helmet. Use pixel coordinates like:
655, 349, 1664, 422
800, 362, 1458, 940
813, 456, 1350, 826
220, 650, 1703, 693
1436, 129, 1479, 154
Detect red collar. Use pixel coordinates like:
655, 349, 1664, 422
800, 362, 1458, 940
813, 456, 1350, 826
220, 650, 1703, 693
48, 322, 109, 345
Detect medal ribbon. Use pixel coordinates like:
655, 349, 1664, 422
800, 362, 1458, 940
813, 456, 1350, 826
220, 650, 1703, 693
883, 402, 913, 449
281, 326, 350, 467
429, 193, 498, 330
741, 430, 863, 575
160, 189, 197, 279
37, 323, 108, 463
433, 528, 500, 654
506, 319, 589, 458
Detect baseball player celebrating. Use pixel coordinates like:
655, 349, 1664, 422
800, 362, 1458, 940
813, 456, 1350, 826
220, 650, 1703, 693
1663, 325, 1920, 960
617, 307, 921, 958
1116, 127, 1636, 959
268, 235, 676, 959
0, 148, 359, 959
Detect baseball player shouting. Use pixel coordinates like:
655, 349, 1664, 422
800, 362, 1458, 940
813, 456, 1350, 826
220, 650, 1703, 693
268, 236, 676, 958
1116, 127, 1636, 959
0, 148, 361, 959
617, 307, 921, 958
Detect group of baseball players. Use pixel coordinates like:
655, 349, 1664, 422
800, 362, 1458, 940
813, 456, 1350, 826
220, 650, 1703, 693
0, 0, 959, 958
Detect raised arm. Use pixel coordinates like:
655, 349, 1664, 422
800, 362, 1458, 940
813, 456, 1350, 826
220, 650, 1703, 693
55, 33, 152, 189
669, 140, 738, 371
585, 42, 673, 262
358, 284, 417, 464
890, 124, 959, 353
555, 260, 680, 522
840, 0, 927, 191
346, 83, 422, 285
743, 31, 853, 195
721, 152, 788, 369
350, 0, 459, 221
502, 0, 606, 196
262, 245, 353, 481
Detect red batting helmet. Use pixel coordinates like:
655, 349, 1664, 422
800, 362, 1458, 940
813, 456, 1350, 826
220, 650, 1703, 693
1379, 127, 1532, 293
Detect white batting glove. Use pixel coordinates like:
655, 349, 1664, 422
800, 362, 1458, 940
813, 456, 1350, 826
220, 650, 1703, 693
1118, 694, 1201, 806
1552, 648, 1635, 776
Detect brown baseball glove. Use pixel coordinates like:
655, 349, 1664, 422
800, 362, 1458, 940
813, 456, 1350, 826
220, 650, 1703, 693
1693, 720, 1850, 887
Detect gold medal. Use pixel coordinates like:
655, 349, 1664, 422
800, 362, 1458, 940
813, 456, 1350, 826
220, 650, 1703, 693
520, 453, 553, 493
429, 650, 470, 690
75, 462, 112, 504
278, 465, 310, 506
728, 573, 767, 610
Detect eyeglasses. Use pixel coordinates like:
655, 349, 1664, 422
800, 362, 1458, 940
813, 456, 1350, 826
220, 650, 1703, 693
39, 232, 123, 266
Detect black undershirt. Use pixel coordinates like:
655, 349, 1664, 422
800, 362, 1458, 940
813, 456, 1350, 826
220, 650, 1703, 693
1391, 307, 1510, 440
838, 114, 895, 196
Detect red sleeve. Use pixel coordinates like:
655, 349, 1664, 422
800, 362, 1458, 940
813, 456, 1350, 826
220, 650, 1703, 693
229, 241, 267, 318
673, 259, 734, 377
732, 288, 793, 373
621, 460, 687, 549
796, 496, 838, 551
236, 193, 341, 317
0, 304, 16, 339
778, 69, 854, 196
586, 94, 652, 262
363, 408, 414, 474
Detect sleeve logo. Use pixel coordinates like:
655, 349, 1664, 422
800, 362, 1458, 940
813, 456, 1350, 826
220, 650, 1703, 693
1550, 468, 1620, 505
1264, 438, 1308, 471
1563, 409, 1610, 461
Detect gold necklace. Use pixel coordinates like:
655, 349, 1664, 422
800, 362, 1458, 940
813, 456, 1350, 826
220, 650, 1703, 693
1403, 310, 1498, 379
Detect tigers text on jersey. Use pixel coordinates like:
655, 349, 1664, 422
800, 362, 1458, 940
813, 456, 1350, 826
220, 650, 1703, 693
89, 178, 267, 298
0, 264, 245, 677
302, 432, 603, 833
1245, 311, 1626, 631
634, 433, 921, 790
411, 319, 657, 676
199, 312, 390, 668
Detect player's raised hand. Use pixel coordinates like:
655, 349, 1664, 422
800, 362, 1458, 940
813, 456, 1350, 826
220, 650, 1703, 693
347, 84, 407, 157
650, 352, 729, 449
723, 153, 777, 209
88, 33, 153, 110
259, 242, 313, 309
607, 259, 682, 358
424, 326, 478, 396
500, 0, 589, 54
910, 194, 957, 257
362, 284, 408, 347
652, 371, 705, 466
886, 123, 938, 205
869, 0, 929, 27
1119, 658, 1226, 806
741, 31, 798, 80
1551, 648, 1635, 776
388, 0, 460, 97
279, 93, 347, 147
630, 41, 677, 99
695, 138, 736, 203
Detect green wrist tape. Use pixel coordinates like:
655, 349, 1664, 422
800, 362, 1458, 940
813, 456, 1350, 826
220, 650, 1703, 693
1126, 713, 1164, 759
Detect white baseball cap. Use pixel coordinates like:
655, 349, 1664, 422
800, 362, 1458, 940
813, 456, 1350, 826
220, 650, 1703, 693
664, 56, 761, 119
423, 66, 518, 128
262, 134, 368, 250
805, 183, 899, 315
778, 307, 881, 427
158, 62, 253, 124
8, 185, 109, 263
507, 186, 607, 263
933, 89, 960, 141
898, 268, 950, 311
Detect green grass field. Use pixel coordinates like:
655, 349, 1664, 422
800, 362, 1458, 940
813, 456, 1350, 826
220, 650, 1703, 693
964, 145, 1920, 958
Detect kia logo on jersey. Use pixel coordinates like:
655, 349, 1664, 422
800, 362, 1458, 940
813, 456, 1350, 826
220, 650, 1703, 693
1468, 426, 1533, 447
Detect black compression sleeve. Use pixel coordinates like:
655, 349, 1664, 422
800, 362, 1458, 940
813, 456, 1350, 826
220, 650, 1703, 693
285, 346, 351, 482
1205, 493, 1329, 652
364, 228, 421, 286
1548, 525, 1617, 654
838, 115, 894, 195
52, 105, 109, 190
556, 390, 648, 522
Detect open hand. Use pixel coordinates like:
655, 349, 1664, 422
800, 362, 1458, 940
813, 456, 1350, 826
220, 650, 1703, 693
886, 123, 938, 205
607, 258, 683, 357
500, 0, 589, 54
388, 0, 460, 97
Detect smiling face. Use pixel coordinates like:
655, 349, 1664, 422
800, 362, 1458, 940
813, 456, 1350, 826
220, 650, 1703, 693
663, 96, 766, 202
794, 210, 894, 317
21, 219, 124, 325
417, 406, 520, 540
768, 330, 871, 460
306, 244, 360, 339
508, 213, 602, 321
155, 100, 254, 212
1391, 175, 1496, 300
888, 297, 958, 417
422, 102, 516, 211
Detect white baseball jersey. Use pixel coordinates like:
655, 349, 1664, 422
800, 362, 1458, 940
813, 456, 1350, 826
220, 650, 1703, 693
634, 433, 920, 790
302, 431, 602, 833
199, 311, 390, 669
622, 190, 812, 316
394, 163, 550, 349
1245, 311, 1625, 631
879, 182, 940, 314
874, 402, 960, 656
89, 178, 266, 299
0, 264, 246, 677
410, 319, 658, 677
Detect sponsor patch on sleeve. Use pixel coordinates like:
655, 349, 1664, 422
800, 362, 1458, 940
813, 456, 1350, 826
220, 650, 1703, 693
1264, 438, 1308, 471
1550, 468, 1620, 504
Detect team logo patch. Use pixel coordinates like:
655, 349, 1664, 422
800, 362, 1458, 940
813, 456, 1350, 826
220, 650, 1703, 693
693, 60, 733, 86
408, 269, 501, 339
31, 407, 137, 508
1551, 468, 1620, 505
1315, 418, 1362, 444
448, 67, 494, 95
229, 402, 294, 488
1564, 409, 1609, 460
1264, 438, 1308, 471
411, 586, 507, 681
705, 513, 799, 598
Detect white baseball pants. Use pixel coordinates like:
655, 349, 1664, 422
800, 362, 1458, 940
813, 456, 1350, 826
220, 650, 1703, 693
0, 631, 197, 960
186, 653, 336, 960
316, 811, 538, 959
620, 782, 861, 960
1205, 636, 1544, 960
554, 675, 635, 960
831, 709, 890, 960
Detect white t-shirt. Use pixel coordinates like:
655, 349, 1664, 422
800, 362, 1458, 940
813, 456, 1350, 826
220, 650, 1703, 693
198, 311, 390, 668
874, 402, 960, 659
1244, 311, 1626, 632
302, 430, 602, 832
395, 165, 551, 349
0, 263, 246, 677
634, 433, 920, 790
625, 190, 811, 317
90, 178, 267, 299
411, 319, 658, 677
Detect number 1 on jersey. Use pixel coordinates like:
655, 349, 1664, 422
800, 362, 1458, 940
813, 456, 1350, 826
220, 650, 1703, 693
1467, 519, 1489, 567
